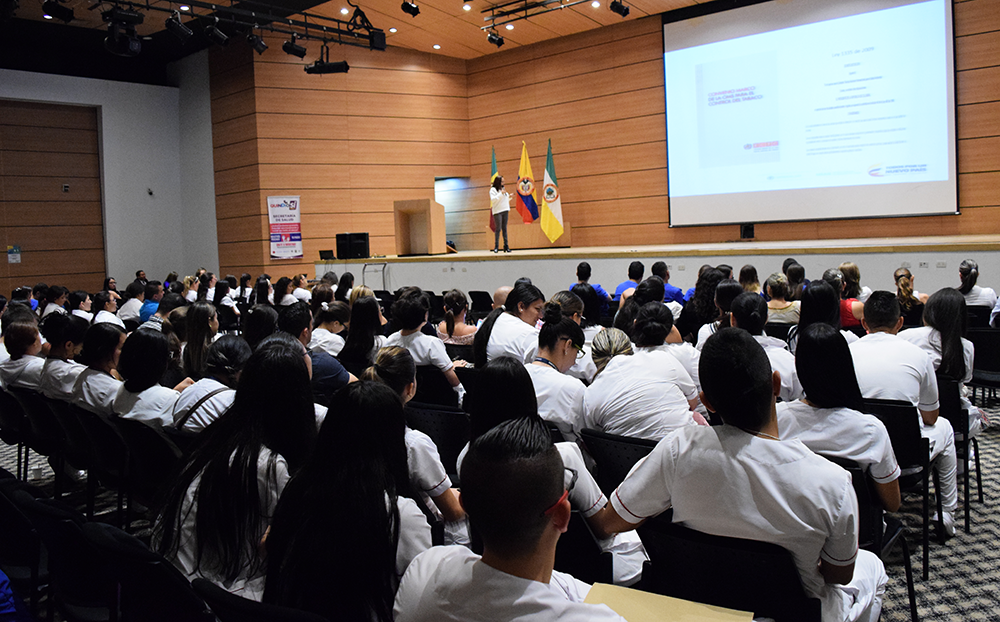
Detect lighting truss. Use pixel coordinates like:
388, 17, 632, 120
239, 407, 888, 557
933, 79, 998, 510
480, 0, 599, 31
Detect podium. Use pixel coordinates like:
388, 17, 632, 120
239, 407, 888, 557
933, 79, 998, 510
394, 199, 447, 256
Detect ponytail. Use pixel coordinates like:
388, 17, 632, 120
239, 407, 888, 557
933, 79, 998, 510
473, 308, 504, 368
731, 292, 768, 336
442, 289, 468, 337
632, 302, 673, 347
958, 259, 979, 295
894, 268, 919, 312
361, 346, 416, 399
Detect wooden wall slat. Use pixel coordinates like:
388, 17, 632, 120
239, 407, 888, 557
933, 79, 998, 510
4, 225, 104, 251
958, 136, 1000, 173
2, 177, 101, 202
255, 114, 348, 140
954, 0, 1000, 38
211, 91, 257, 124
0, 201, 102, 226
957, 101, 1000, 138
212, 115, 258, 148
957, 65, 1000, 105
216, 190, 264, 220
255, 89, 469, 120
958, 171, 1000, 207
6, 249, 105, 278
2, 152, 101, 178
210, 62, 256, 102
214, 165, 261, 196
955, 30, 1000, 72
255, 88, 348, 116
0, 126, 99, 154
213, 140, 259, 172
216, 215, 268, 245
0, 101, 98, 130
252, 62, 468, 98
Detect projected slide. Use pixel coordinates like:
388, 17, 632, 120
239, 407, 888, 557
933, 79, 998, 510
664, 0, 956, 226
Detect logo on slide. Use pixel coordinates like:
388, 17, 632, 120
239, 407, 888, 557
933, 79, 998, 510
868, 165, 884, 177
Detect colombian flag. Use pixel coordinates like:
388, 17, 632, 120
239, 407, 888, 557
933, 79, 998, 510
515, 141, 539, 223
540, 139, 563, 242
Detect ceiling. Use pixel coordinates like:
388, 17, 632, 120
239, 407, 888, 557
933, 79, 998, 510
10, 0, 703, 60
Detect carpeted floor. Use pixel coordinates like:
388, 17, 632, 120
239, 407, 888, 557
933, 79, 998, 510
1, 410, 997, 621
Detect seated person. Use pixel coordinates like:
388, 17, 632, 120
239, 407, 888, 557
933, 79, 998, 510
113, 330, 187, 427
72, 323, 126, 415
38, 314, 89, 401
308, 296, 348, 357
525, 302, 587, 442
394, 416, 626, 622
730, 292, 803, 403
594, 328, 887, 622
385, 291, 463, 399
171, 335, 251, 434
474, 282, 545, 367
0, 315, 44, 391
277, 302, 355, 406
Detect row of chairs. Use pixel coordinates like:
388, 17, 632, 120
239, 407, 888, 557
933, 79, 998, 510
0, 471, 328, 622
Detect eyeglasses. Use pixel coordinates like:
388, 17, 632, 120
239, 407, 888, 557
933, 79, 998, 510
563, 337, 585, 360
543, 467, 578, 516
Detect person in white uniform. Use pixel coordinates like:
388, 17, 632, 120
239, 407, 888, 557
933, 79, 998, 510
525, 302, 587, 442
547, 290, 598, 383
900, 288, 988, 436
474, 281, 544, 367
957, 259, 997, 308
308, 298, 348, 357
290, 274, 312, 303
730, 292, 803, 403
91, 291, 126, 330
594, 328, 887, 622
779, 323, 901, 511
116, 283, 144, 324
584, 302, 702, 441
37, 314, 88, 401
171, 335, 251, 434
385, 291, 464, 398
72, 323, 126, 415
395, 417, 627, 622
849, 291, 958, 537
264, 381, 431, 621
0, 319, 45, 391
112, 329, 186, 428
154, 334, 319, 602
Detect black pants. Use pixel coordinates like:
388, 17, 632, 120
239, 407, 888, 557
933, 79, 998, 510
493, 211, 509, 250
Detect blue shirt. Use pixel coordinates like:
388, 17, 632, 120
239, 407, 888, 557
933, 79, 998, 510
663, 282, 685, 305
684, 287, 696, 303
613, 280, 639, 302
139, 299, 159, 323
310, 350, 351, 405
570, 281, 611, 316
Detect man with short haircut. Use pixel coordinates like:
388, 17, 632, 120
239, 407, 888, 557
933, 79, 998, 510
277, 301, 355, 406
595, 328, 886, 622
117, 282, 145, 324
133, 270, 147, 286
138, 292, 185, 333
849, 290, 958, 535
651, 261, 685, 305
612, 261, 644, 302
394, 417, 626, 622
139, 281, 164, 323
571, 262, 611, 303
491, 285, 512, 310
30, 282, 47, 312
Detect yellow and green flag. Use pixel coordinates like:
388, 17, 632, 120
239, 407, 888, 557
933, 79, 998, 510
540, 139, 563, 242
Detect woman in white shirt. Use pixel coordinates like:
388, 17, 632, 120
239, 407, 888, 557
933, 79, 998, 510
171, 335, 252, 434
91, 291, 126, 329
113, 329, 186, 428
386, 292, 463, 392
525, 302, 587, 442
309, 285, 349, 357
262, 381, 431, 620
473, 281, 544, 367
68, 290, 94, 323
72, 322, 126, 415
291, 274, 312, 303
958, 259, 998, 308
273, 277, 297, 307
40, 285, 69, 319
489, 175, 512, 253
155, 334, 317, 601
695, 279, 744, 351
0, 320, 45, 391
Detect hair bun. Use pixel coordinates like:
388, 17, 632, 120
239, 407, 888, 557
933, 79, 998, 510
542, 301, 563, 325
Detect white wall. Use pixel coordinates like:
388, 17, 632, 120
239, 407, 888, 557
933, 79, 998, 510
0, 63, 217, 283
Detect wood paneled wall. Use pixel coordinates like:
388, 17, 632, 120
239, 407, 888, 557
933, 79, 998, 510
0, 100, 105, 297
212, 0, 1000, 278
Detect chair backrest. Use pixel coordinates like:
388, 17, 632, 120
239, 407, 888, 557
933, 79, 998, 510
763, 322, 792, 341
820, 456, 884, 553
8, 387, 65, 456
428, 293, 446, 323
50, 399, 93, 470
0, 484, 43, 570
122, 319, 140, 333
553, 511, 613, 585
637, 519, 821, 622
72, 405, 128, 479
0, 388, 27, 446
467, 291, 493, 315
966, 305, 991, 328
967, 328, 1000, 374
112, 417, 183, 505
860, 399, 928, 473
412, 365, 459, 408
404, 402, 470, 481
935, 373, 968, 437
81, 521, 214, 622
192, 578, 331, 622
443, 343, 474, 363
453, 366, 479, 413
579, 428, 658, 495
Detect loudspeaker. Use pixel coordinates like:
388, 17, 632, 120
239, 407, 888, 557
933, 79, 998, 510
740, 223, 755, 239
336, 233, 370, 259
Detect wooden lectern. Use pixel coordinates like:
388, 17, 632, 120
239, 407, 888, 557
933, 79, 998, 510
394, 199, 447, 256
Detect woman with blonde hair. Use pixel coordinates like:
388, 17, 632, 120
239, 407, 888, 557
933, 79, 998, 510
765, 273, 801, 324
591, 328, 632, 378
894, 267, 925, 326
739, 264, 761, 294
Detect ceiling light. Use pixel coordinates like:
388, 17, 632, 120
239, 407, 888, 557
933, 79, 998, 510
42, 0, 73, 23
609, 0, 629, 17
165, 11, 193, 42
463, 3, 471, 10
305, 44, 349, 74
247, 31, 267, 55
400, 1, 419, 17
591, 1, 600, 7
487, 31, 504, 47
389, 27, 397, 32
43, 14, 51, 19
205, 17, 229, 45
340, 7, 349, 14
179, 4, 190, 10
505, 23, 513, 30
105, 22, 141, 56
433, 44, 440, 49
282, 33, 306, 58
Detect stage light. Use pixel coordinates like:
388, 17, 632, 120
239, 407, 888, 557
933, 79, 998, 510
340, 7, 349, 14
389, 27, 397, 32
609, 0, 629, 17
165, 11, 193, 42
591, 1, 600, 7
282, 33, 307, 58
400, 1, 419, 17
462, 3, 471, 10
487, 30, 503, 47
305, 44, 349, 74
247, 32, 268, 55
205, 17, 229, 45
105, 22, 141, 56
505, 23, 513, 30
102, 6, 143, 25
42, 0, 73, 22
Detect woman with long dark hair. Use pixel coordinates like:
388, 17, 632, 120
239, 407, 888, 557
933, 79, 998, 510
472, 282, 544, 368
675, 267, 724, 344
436, 289, 477, 345
334, 272, 355, 304
894, 267, 925, 326
183, 301, 218, 379
274, 277, 296, 307
171, 335, 252, 434
695, 278, 744, 349
263, 381, 430, 621
91, 290, 125, 329
786, 280, 859, 354
113, 329, 183, 427
337, 295, 387, 376
309, 285, 349, 357
236, 273, 253, 303
155, 333, 318, 601
212, 280, 240, 331
957, 259, 997, 308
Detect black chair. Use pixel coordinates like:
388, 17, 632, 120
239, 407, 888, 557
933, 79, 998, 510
0, 483, 48, 616
579, 428, 657, 496
122, 320, 140, 333
217, 304, 240, 333
372, 290, 395, 320
443, 343, 474, 363
11, 490, 114, 622
191, 578, 331, 622
824, 457, 918, 622
428, 293, 445, 324
49, 399, 101, 516
936, 373, 983, 532
111, 417, 183, 528
763, 322, 793, 341
8, 388, 68, 495
0, 388, 28, 480
861, 398, 941, 580
966, 305, 991, 328
412, 366, 459, 408
81, 521, 215, 622
404, 402, 470, 484
468, 290, 493, 316
637, 519, 821, 622
966, 328, 1000, 405
553, 511, 613, 585
454, 366, 480, 414
73, 406, 129, 525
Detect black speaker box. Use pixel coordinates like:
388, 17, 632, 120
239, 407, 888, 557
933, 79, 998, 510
336, 233, 370, 259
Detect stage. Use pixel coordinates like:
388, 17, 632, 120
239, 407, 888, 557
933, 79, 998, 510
316, 234, 1000, 302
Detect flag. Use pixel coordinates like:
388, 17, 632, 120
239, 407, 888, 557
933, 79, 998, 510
488, 146, 498, 232
540, 139, 564, 242
515, 141, 539, 223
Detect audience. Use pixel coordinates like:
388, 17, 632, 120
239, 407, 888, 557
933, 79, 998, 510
651, 260, 685, 305
308, 292, 349, 357
71, 322, 126, 415
113, 329, 187, 427
38, 314, 89, 401
68, 290, 93, 322
738, 264, 761, 294
337, 295, 387, 377
0, 314, 44, 390
958, 258, 997, 308
894, 267, 926, 326
278, 302, 355, 406
694, 278, 743, 349
437, 289, 477, 345
525, 302, 587, 442
765, 272, 800, 324
612, 260, 643, 302
171, 335, 251, 434
675, 267, 724, 343
730, 292, 803, 403
92, 290, 125, 328
787, 280, 858, 354
139, 281, 164, 323
182, 301, 218, 380
117, 282, 144, 323
590, 327, 632, 378
786, 262, 807, 301
473, 281, 544, 367
385, 291, 464, 398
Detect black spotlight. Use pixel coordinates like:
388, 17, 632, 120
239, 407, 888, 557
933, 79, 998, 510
282, 34, 307, 58
247, 32, 267, 55
487, 31, 504, 47
609, 0, 629, 17
102, 5, 143, 25
205, 17, 229, 45
165, 12, 193, 42
105, 22, 141, 56
305, 44, 349, 74
400, 1, 419, 17
41, 0, 73, 22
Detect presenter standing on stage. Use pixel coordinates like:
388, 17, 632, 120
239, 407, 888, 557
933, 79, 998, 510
490, 176, 511, 253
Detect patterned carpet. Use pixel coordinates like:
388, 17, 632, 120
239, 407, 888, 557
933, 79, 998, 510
1, 411, 997, 621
